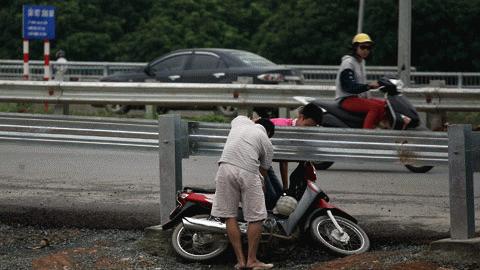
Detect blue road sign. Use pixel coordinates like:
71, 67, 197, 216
22, 5, 56, 40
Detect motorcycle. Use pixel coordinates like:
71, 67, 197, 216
295, 77, 433, 173
161, 162, 370, 261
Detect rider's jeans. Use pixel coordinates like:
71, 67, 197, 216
264, 167, 283, 210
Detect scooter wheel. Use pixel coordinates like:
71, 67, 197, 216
313, 162, 334, 170
171, 215, 229, 261
311, 215, 370, 256
405, 165, 434, 173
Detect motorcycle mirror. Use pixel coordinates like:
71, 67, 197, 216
293, 96, 316, 105
388, 79, 404, 90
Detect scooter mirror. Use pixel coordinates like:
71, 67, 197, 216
388, 79, 404, 90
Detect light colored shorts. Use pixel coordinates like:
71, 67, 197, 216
211, 163, 267, 222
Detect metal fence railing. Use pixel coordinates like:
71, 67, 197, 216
2, 113, 477, 241
0, 112, 449, 166
1, 80, 480, 113
2, 59, 480, 88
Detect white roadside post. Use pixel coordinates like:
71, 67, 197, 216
158, 114, 188, 224
431, 124, 480, 254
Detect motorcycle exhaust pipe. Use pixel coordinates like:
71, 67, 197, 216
183, 217, 293, 240
182, 217, 231, 234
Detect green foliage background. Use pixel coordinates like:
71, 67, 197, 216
1, 0, 479, 71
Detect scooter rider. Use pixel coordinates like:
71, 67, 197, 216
335, 33, 385, 129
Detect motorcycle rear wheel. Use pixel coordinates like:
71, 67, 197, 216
405, 165, 434, 173
311, 215, 370, 256
171, 215, 229, 261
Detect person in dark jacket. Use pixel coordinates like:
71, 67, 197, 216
335, 33, 385, 129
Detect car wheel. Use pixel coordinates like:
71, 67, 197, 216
105, 104, 130, 114
217, 106, 238, 117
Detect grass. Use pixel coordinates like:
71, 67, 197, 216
5, 103, 478, 127
181, 114, 229, 123
447, 112, 480, 128
0, 102, 230, 123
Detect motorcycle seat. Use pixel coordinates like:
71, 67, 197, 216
183, 186, 216, 194
313, 100, 365, 128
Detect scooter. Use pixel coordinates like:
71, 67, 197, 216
161, 162, 370, 261
295, 77, 433, 173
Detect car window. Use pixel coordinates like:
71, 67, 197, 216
189, 54, 224, 70
228, 51, 276, 67
151, 54, 189, 73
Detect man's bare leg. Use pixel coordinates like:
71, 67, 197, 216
226, 218, 246, 268
246, 220, 273, 269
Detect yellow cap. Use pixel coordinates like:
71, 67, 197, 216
352, 33, 373, 44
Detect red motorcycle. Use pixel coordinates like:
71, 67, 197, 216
161, 162, 370, 261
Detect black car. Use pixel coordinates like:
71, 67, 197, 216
100, 48, 303, 116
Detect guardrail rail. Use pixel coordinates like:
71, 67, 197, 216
2, 59, 480, 88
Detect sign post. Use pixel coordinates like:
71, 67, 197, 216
22, 5, 56, 111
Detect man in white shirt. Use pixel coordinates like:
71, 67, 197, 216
211, 116, 275, 270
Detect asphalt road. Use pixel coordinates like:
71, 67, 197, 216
0, 142, 479, 239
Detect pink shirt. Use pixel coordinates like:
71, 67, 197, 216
270, 118, 297, 127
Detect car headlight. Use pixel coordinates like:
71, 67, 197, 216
257, 73, 285, 82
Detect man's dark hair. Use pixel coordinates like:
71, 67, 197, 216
299, 103, 323, 125
255, 118, 275, 138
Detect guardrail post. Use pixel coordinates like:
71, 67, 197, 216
158, 114, 187, 223
431, 124, 479, 254
427, 80, 447, 131
103, 66, 109, 77
145, 105, 155, 119
447, 124, 475, 239
278, 107, 289, 118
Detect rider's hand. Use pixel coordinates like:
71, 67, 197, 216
368, 81, 380, 89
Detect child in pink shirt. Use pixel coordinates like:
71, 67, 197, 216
265, 103, 323, 209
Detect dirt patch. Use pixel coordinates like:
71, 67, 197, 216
2, 223, 480, 270
311, 249, 478, 270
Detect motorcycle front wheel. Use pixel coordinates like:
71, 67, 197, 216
310, 215, 370, 256
171, 215, 229, 261
405, 165, 434, 173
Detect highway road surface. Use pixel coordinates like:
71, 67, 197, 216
0, 142, 479, 239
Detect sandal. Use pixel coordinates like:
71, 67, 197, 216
249, 262, 274, 270
234, 263, 247, 269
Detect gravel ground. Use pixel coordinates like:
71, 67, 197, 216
1, 222, 479, 270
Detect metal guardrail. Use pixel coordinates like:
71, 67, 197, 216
0, 113, 159, 150
0, 113, 449, 166
1, 113, 476, 241
188, 122, 449, 166
1, 80, 480, 112
2, 59, 480, 88
0, 60, 144, 82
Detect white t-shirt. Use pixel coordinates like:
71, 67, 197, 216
55, 57, 68, 81
218, 116, 273, 174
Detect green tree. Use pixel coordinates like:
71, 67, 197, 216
0, 0, 479, 71
412, 0, 480, 71
115, 0, 275, 61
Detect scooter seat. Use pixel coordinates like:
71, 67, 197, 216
312, 100, 365, 128
183, 186, 216, 194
